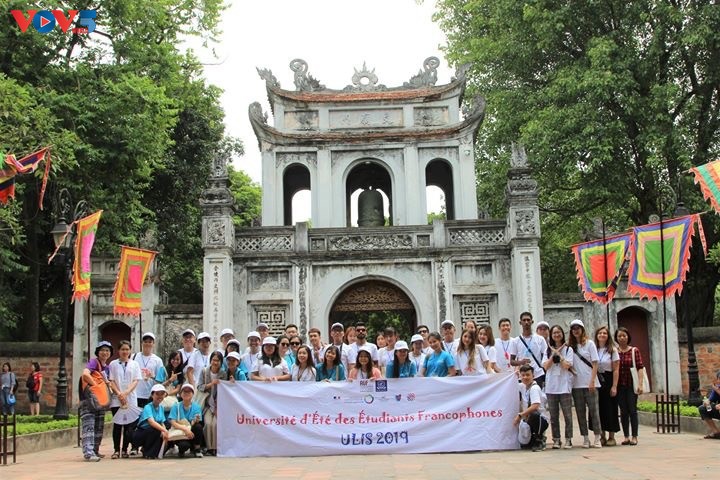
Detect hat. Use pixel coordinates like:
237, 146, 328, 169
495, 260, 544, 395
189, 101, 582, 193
220, 328, 234, 337
181, 328, 196, 337
180, 383, 195, 393
141, 332, 156, 341
331, 322, 344, 331
226, 351, 241, 361
358, 346, 373, 356
247, 331, 261, 339
197, 331, 211, 341
262, 337, 277, 346
570, 319, 585, 329
535, 321, 550, 329
226, 339, 241, 349
441, 320, 455, 328
257, 322, 269, 330
410, 334, 424, 344
150, 384, 166, 394
95, 341, 113, 356
395, 341, 409, 351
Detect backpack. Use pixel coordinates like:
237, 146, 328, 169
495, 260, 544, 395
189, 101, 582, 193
26, 372, 35, 390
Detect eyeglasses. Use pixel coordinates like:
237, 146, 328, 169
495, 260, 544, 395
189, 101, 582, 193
290, 342, 301, 346
280, 342, 289, 346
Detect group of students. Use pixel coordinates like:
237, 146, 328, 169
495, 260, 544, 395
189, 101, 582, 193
78, 313, 649, 460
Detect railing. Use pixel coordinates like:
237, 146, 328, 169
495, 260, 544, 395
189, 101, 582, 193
0, 414, 16, 465
655, 394, 681, 434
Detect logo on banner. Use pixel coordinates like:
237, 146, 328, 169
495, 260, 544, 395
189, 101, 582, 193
363, 395, 374, 404
394, 394, 402, 401
10, 9, 97, 34
375, 380, 388, 392
407, 393, 416, 401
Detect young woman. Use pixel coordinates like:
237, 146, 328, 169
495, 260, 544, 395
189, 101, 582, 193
542, 325, 574, 449
453, 329, 490, 376
421, 332, 457, 377
464, 320, 477, 334
28, 362, 42, 415
568, 319, 602, 448
162, 352, 183, 401
132, 384, 169, 459
386, 341, 417, 378
349, 347, 383, 380
409, 334, 426, 375
477, 324, 500, 373
108, 340, 142, 458
197, 351, 223, 456
595, 326, 620, 446
375, 334, 386, 349
615, 327, 646, 446
292, 345, 317, 381
251, 337, 291, 382
225, 352, 248, 381
169, 383, 205, 458
344, 326, 357, 345
277, 335, 294, 369
79, 341, 112, 462
316, 346, 346, 382
0, 362, 16, 416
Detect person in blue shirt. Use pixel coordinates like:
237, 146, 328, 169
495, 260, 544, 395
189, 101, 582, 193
421, 332, 457, 377
132, 384, 170, 459
700, 370, 720, 439
168, 383, 205, 458
316, 346, 346, 382
224, 352, 248, 381
386, 341, 417, 378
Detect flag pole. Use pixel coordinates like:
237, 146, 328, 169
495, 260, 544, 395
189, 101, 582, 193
659, 207, 669, 396
601, 219, 611, 329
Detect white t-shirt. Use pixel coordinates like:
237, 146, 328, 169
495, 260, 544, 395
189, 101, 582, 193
483, 345, 498, 365
409, 351, 426, 375
321, 343, 351, 372
441, 338, 459, 353
509, 334, 547, 379
544, 345, 574, 395
452, 349, 488, 376
348, 342, 379, 365
252, 358, 289, 378
495, 338, 514, 372
290, 364, 317, 382
186, 350, 211, 387
572, 340, 600, 389
108, 359, 142, 408
177, 347, 197, 366
378, 347, 395, 370
132, 352, 164, 399
241, 351, 260, 374
596, 346, 620, 374
520, 381, 548, 419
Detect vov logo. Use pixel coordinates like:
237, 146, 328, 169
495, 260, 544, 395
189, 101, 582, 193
10, 9, 97, 34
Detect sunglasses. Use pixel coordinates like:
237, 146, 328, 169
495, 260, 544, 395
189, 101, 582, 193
280, 342, 290, 346
290, 341, 301, 346
356, 328, 366, 332
417, 329, 428, 334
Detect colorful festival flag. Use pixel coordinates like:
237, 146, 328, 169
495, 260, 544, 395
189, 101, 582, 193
689, 159, 720, 215
0, 148, 52, 208
72, 210, 103, 302
626, 214, 704, 300
113, 246, 157, 317
572, 233, 633, 304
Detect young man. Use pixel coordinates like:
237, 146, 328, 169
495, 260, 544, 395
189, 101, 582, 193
308, 328, 325, 366
219, 328, 235, 351
496, 318, 514, 373
440, 320, 459, 353
348, 322, 378, 369
178, 329, 198, 366
133, 332, 166, 408
377, 327, 398, 374
416, 325, 431, 353
699, 370, 720, 439
256, 322, 270, 340
509, 312, 548, 388
241, 331, 261, 374
514, 364, 549, 451
535, 321, 550, 343
325, 322, 350, 371
186, 332, 212, 387
284, 324, 299, 338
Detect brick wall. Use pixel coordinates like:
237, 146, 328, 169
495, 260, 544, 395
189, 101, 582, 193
678, 326, 720, 394
0, 342, 72, 415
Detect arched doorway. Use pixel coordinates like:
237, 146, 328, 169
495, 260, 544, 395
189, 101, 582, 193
99, 321, 132, 362
329, 279, 416, 343
617, 306, 652, 390
345, 161, 393, 227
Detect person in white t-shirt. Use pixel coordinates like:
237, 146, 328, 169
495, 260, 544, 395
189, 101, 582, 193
377, 327, 398, 375
509, 312, 547, 387
251, 337, 290, 381
348, 322, 378, 369
133, 332, 165, 409
453, 328, 490, 376
415, 325, 431, 353
568, 319, 602, 448
409, 334, 426, 374
477, 324, 500, 373
495, 318, 514, 373
186, 332, 212, 387
514, 364, 549, 451
177, 329, 198, 366
440, 320, 459, 353
323, 322, 351, 372
240, 332, 261, 374
542, 325, 575, 449
108, 340, 142, 458
594, 325, 620, 446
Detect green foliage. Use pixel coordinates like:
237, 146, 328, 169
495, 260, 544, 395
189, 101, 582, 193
229, 165, 262, 227
637, 400, 699, 418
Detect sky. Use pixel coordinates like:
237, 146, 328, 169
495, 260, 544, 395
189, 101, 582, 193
191, 0, 451, 221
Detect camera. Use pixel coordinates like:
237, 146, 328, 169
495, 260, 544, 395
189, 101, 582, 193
552, 354, 561, 364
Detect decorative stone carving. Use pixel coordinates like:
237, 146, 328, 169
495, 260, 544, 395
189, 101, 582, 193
254, 305, 288, 336
344, 62, 387, 92
448, 227, 506, 246
206, 219, 227, 246
298, 264, 307, 333
452, 63, 471, 82
404, 56, 440, 88
461, 95, 486, 118
329, 108, 402, 129
275, 152, 317, 169
256, 67, 280, 88
284, 110, 319, 131
212, 154, 228, 178
510, 142, 529, 168
327, 234, 413, 251
459, 300, 491, 325
249, 269, 290, 291
413, 107, 449, 126
331, 280, 413, 312
290, 59, 325, 92
235, 235, 293, 253
249, 102, 268, 125
437, 262, 447, 321
200, 153, 234, 217
507, 178, 538, 194
515, 210, 538, 236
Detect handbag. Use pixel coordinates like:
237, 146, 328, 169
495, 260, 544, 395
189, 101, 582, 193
167, 405, 191, 441
193, 389, 210, 409
629, 347, 650, 394
161, 394, 178, 412
517, 419, 531, 445
7, 393, 16, 406
81, 368, 112, 411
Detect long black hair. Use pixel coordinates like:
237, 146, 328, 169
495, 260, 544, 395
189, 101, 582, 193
320, 345, 340, 378
166, 351, 184, 384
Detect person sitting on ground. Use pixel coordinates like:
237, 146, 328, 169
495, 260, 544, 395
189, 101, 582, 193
700, 370, 720, 439
514, 364, 549, 452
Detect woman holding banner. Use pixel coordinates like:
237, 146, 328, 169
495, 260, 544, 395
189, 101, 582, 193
198, 351, 223, 455
421, 332, 457, 377
316, 346, 346, 381
386, 341, 417, 378
251, 337, 290, 382
348, 347, 383, 380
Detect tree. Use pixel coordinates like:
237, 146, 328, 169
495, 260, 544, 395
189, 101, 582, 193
435, 0, 720, 325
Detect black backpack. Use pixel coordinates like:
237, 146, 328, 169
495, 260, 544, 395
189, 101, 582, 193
26, 372, 35, 390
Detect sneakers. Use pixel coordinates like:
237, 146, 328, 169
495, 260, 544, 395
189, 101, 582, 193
593, 435, 603, 448
552, 438, 561, 449
532, 438, 546, 452
582, 436, 591, 449
563, 439, 573, 449
193, 450, 203, 458
85, 455, 101, 462
129, 449, 139, 457
606, 438, 617, 447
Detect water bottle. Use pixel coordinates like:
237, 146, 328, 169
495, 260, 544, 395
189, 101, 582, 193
703, 394, 712, 412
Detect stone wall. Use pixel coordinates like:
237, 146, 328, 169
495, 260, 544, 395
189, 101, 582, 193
678, 326, 720, 394
0, 342, 72, 415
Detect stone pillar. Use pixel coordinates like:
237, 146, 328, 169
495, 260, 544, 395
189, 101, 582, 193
403, 145, 424, 225
315, 148, 332, 227
201, 153, 236, 350
506, 143, 544, 322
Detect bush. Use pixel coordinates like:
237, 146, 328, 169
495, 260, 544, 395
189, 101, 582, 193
8, 413, 110, 435
637, 400, 700, 417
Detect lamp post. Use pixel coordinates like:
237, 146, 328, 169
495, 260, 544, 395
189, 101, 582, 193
49, 188, 87, 420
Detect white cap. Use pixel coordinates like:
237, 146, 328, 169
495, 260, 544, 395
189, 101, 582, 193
395, 341, 409, 351
226, 339, 241, 349
181, 328, 196, 337
197, 331, 211, 341
441, 320, 454, 328
141, 332, 156, 341
257, 322, 269, 330
570, 319, 585, 329
262, 337, 277, 346
247, 331, 261, 339
180, 383, 195, 393
535, 321, 550, 329
226, 351, 241, 361
358, 346, 373, 356
410, 334, 424, 344
150, 384, 166, 394
220, 328, 234, 337
331, 322, 344, 330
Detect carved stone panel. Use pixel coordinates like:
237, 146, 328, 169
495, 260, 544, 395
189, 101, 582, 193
206, 218, 227, 246
275, 152, 317, 170
284, 110, 319, 131
413, 107, 449, 127
249, 269, 291, 292
327, 234, 412, 251
251, 304, 289, 337
331, 280, 413, 312
453, 263, 493, 286
459, 300, 491, 326
448, 227, 506, 246
514, 209, 538, 236
235, 235, 293, 253
329, 109, 403, 130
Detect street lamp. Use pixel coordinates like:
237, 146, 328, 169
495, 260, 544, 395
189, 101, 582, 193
50, 188, 87, 420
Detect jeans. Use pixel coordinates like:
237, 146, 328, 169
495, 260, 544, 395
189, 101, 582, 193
616, 385, 639, 437
0, 387, 14, 416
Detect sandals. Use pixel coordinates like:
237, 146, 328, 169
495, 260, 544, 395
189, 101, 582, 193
703, 432, 720, 439
621, 439, 631, 445
121, 451, 130, 458
111, 451, 120, 459
629, 438, 638, 445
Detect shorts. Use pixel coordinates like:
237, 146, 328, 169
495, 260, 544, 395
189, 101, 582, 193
29, 390, 39, 403
699, 403, 720, 421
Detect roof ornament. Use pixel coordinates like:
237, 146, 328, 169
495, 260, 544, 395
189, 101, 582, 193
256, 67, 280, 88
290, 59, 325, 92
249, 102, 268, 125
452, 63, 472, 82
404, 56, 440, 88
461, 95, 486, 119
344, 62, 387, 92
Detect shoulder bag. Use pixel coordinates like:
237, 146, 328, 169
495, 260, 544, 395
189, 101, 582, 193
629, 347, 650, 394
81, 364, 112, 411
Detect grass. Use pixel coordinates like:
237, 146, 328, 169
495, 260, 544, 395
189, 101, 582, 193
637, 400, 700, 418
4, 413, 111, 436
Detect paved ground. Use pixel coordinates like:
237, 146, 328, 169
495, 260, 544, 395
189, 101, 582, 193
2, 424, 715, 480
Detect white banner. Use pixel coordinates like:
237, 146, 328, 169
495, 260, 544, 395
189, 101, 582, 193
217, 373, 520, 457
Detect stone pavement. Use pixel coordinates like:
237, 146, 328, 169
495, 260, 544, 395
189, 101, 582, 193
1, 427, 715, 480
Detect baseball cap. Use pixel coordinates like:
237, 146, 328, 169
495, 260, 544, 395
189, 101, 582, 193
197, 331, 211, 341
535, 321, 550, 329
570, 319, 585, 329
247, 331, 261, 339
395, 341, 409, 351
262, 337, 277, 346
410, 334, 424, 344
331, 322, 344, 331
141, 332, 156, 341
180, 383, 195, 393
181, 328, 196, 337
150, 384, 166, 394
257, 322, 269, 330
441, 320, 454, 328
95, 341, 113, 356
226, 351, 241, 361
220, 328, 234, 337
